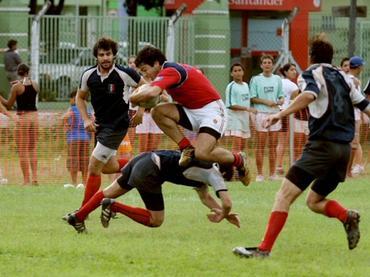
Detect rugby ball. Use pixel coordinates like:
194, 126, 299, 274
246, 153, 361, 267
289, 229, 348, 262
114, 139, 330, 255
132, 84, 160, 109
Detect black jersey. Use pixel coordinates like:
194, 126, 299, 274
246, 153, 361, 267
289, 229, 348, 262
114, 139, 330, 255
16, 84, 37, 111
117, 150, 204, 193
298, 64, 369, 143
79, 65, 141, 130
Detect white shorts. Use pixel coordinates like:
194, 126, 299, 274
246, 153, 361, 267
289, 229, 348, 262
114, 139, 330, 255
136, 112, 163, 134
224, 130, 251, 139
182, 100, 227, 137
92, 142, 117, 163
294, 119, 309, 135
255, 112, 281, 132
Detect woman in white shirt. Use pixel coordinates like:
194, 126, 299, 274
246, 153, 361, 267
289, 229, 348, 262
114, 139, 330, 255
276, 63, 299, 175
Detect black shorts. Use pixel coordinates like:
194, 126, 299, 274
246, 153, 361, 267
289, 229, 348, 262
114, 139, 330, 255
96, 127, 127, 149
286, 140, 351, 196
117, 153, 165, 211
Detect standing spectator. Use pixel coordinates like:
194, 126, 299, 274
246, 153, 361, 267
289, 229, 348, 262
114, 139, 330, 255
292, 92, 309, 161
131, 46, 251, 186
233, 34, 370, 258
276, 63, 299, 175
224, 63, 256, 153
0, 101, 14, 185
4, 39, 22, 84
76, 37, 146, 207
347, 56, 365, 177
0, 64, 39, 185
127, 55, 144, 148
340, 57, 350, 74
62, 91, 92, 189
250, 55, 284, 182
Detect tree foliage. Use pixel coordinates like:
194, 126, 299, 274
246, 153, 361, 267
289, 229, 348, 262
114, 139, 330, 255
125, 0, 165, 16
29, 0, 65, 15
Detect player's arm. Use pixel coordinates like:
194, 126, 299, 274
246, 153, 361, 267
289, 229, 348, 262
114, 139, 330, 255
130, 85, 163, 106
264, 93, 314, 128
0, 84, 18, 109
195, 185, 240, 228
251, 97, 279, 107
76, 89, 96, 132
348, 77, 370, 117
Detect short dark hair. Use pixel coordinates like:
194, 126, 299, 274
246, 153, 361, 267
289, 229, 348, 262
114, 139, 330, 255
93, 37, 118, 58
309, 33, 333, 64
135, 46, 166, 67
230, 62, 245, 72
17, 63, 29, 76
279, 63, 296, 77
340, 57, 349, 67
7, 39, 17, 49
260, 54, 274, 64
69, 90, 77, 98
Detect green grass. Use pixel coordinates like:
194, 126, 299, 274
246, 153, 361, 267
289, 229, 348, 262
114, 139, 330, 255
1, 177, 370, 276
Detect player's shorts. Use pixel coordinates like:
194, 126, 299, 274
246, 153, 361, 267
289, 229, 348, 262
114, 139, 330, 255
177, 99, 227, 139
286, 140, 351, 196
117, 152, 165, 211
135, 112, 163, 134
66, 141, 90, 172
255, 112, 281, 132
95, 127, 127, 149
294, 119, 309, 135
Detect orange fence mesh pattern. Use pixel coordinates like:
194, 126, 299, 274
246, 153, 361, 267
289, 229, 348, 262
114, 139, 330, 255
0, 111, 369, 186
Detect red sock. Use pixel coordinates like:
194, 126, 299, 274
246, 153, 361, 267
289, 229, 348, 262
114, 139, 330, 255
232, 153, 243, 167
117, 158, 129, 172
81, 175, 101, 207
178, 137, 191, 151
324, 200, 348, 222
258, 211, 288, 252
111, 201, 152, 226
76, 191, 104, 221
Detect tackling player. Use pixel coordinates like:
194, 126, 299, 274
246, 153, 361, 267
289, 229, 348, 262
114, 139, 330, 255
65, 150, 239, 233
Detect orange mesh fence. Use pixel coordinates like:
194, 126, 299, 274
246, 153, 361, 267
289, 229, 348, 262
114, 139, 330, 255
0, 110, 369, 185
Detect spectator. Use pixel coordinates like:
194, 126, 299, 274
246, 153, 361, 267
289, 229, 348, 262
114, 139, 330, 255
340, 57, 350, 74
292, 92, 309, 161
0, 101, 14, 185
127, 55, 144, 148
4, 39, 22, 84
276, 63, 299, 175
250, 55, 284, 182
347, 56, 365, 177
0, 64, 39, 185
62, 90, 92, 189
224, 62, 256, 153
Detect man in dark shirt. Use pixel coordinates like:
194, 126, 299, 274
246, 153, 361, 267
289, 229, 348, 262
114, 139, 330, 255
76, 37, 146, 207
65, 150, 239, 233
4, 39, 22, 83
233, 34, 370, 258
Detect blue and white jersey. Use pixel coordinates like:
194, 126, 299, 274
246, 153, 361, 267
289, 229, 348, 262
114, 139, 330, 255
298, 63, 369, 143
79, 64, 141, 130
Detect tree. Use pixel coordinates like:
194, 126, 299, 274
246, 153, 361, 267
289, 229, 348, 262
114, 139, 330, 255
124, 0, 165, 16
28, 0, 65, 15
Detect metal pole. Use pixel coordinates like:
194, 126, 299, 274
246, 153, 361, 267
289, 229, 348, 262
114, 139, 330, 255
31, 1, 51, 83
348, 0, 357, 57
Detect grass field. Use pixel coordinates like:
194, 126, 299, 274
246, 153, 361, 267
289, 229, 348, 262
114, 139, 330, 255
1, 176, 370, 276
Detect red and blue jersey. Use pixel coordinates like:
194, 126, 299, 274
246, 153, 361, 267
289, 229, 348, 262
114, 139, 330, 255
151, 62, 221, 109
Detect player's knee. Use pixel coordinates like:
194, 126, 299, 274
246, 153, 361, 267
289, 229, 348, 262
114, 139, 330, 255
194, 148, 211, 161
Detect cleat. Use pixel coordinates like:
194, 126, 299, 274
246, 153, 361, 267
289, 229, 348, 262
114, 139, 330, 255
179, 146, 195, 167
343, 210, 360, 250
66, 213, 86, 233
232, 246, 270, 258
101, 198, 115, 228
236, 152, 251, 186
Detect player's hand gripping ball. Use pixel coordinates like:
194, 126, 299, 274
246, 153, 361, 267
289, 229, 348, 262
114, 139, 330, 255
132, 84, 160, 109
